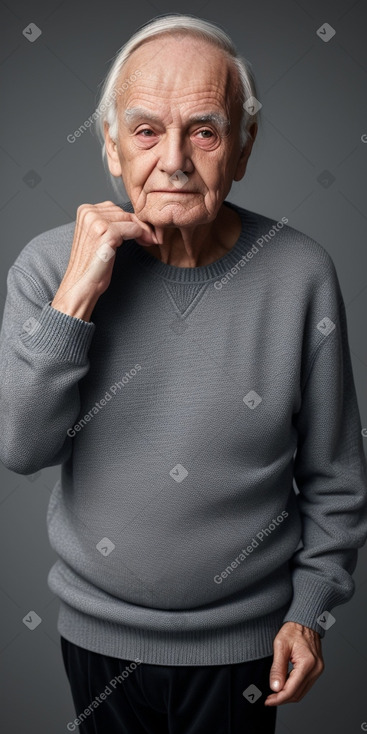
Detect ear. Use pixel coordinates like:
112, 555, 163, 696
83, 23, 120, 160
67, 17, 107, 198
104, 121, 122, 177
233, 122, 258, 182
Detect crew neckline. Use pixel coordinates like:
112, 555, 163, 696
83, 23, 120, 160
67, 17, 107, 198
122, 199, 260, 284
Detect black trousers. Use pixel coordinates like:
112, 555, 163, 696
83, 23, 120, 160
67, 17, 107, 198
61, 635, 277, 733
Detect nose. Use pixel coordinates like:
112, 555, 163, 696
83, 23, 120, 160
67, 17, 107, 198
156, 129, 193, 178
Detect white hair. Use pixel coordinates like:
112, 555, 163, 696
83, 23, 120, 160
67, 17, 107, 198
95, 14, 260, 198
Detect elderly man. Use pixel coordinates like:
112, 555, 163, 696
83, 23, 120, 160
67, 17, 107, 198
1, 13, 366, 734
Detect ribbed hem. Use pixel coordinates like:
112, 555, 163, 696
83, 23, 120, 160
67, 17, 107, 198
20, 301, 95, 363
120, 199, 261, 284
281, 570, 350, 638
57, 600, 289, 666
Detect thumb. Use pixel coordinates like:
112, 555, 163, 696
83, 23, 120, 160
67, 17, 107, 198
269, 639, 289, 692
130, 215, 159, 246
119, 221, 146, 240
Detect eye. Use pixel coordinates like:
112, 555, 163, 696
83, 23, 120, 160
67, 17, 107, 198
137, 128, 155, 137
196, 129, 214, 138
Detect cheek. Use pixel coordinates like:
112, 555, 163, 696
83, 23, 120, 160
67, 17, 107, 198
201, 166, 229, 198
124, 149, 158, 185
195, 148, 231, 181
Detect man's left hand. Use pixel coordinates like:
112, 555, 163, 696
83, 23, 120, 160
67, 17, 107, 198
264, 621, 324, 706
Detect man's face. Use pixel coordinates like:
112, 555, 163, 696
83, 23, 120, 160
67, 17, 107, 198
104, 35, 254, 229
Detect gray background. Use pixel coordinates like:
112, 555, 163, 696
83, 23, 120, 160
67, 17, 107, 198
1, 0, 366, 732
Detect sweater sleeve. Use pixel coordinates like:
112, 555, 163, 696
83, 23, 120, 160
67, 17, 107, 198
0, 264, 95, 474
282, 263, 367, 637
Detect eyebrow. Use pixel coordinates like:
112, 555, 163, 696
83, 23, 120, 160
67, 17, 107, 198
123, 107, 230, 132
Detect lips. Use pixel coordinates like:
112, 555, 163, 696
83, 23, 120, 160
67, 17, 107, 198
149, 189, 197, 194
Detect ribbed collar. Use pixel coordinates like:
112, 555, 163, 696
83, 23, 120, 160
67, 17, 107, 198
121, 199, 260, 284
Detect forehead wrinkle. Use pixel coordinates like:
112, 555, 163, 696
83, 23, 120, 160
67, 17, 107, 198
122, 81, 231, 103
120, 84, 234, 126
123, 107, 230, 132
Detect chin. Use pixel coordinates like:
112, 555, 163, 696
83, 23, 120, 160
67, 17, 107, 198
144, 201, 208, 227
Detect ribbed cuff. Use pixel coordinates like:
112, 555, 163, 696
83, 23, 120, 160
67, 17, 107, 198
20, 301, 95, 363
281, 570, 350, 637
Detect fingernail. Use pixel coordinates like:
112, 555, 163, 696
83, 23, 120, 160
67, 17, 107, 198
271, 680, 280, 690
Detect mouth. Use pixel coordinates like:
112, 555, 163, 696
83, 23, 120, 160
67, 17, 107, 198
150, 190, 196, 194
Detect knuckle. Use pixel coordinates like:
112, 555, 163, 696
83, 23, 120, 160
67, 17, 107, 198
76, 203, 90, 214
89, 219, 108, 238
311, 651, 322, 666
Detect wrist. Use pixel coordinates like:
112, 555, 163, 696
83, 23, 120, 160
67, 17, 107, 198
51, 291, 98, 322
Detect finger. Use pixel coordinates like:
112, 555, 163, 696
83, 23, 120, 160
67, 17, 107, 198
78, 202, 137, 219
135, 229, 158, 247
96, 212, 158, 245
269, 638, 290, 692
76, 213, 143, 250
90, 201, 119, 209
81, 207, 137, 223
265, 664, 311, 705
76, 205, 158, 246
131, 218, 159, 245
264, 676, 313, 706
102, 221, 146, 246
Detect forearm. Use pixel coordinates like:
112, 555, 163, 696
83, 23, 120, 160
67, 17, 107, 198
0, 271, 95, 473
51, 276, 100, 322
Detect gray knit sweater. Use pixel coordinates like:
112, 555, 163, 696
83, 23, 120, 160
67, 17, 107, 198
1, 199, 366, 665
